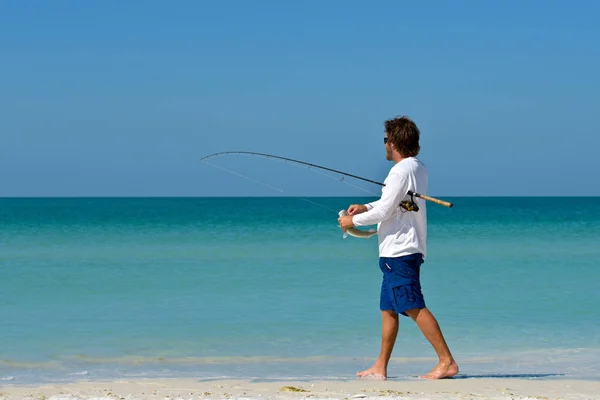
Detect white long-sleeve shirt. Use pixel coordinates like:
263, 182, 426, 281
352, 157, 428, 258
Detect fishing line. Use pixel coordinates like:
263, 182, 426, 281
200, 159, 340, 214
201, 151, 385, 186
204, 151, 381, 197
201, 159, 284, 193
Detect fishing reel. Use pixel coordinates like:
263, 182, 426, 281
399, 191, 419, 212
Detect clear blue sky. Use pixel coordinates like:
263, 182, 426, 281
1, 1, 598, 197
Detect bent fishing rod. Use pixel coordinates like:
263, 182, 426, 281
200, 151, 453, 208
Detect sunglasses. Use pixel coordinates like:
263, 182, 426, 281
384, 137, 389, 144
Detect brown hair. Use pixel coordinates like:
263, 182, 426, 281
384, 115, 420, 157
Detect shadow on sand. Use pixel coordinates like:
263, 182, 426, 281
451, 373, 565, 379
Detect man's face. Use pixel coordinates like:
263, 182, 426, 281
384, 134, 392, 160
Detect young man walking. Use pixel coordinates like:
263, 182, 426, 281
338, 115, 458, 380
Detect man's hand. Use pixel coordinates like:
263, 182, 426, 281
338, 215, 354, 232
347, 204, 368, 216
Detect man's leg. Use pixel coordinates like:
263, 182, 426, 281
404, 307, 459, 379
357, 310, 398, 379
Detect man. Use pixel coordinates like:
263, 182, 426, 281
338, 115, 458, 380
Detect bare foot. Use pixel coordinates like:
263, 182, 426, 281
357, 365, 387, 380
420, 361, 459, 379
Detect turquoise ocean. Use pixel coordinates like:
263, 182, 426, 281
1, 197, 599, 385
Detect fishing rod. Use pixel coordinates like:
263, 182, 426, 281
201, 151, 385, 186
200, 151, 453, 208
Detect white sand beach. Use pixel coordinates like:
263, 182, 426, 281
1, 378, 599, 400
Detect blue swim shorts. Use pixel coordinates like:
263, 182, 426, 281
379, 253, 426, 317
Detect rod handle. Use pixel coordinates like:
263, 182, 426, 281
408, 191, 453, 208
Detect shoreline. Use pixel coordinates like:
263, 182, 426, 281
2, 377, 599, 400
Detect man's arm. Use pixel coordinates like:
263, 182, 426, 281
351, 172, 408, 226
365, 200, 380, 210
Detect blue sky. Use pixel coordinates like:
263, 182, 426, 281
1, 1, 598, 197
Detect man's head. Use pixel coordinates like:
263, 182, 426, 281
384, 116, 420, 162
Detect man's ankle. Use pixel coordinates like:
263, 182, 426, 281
374, 359, 388, 368
438, 357, 454, 365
